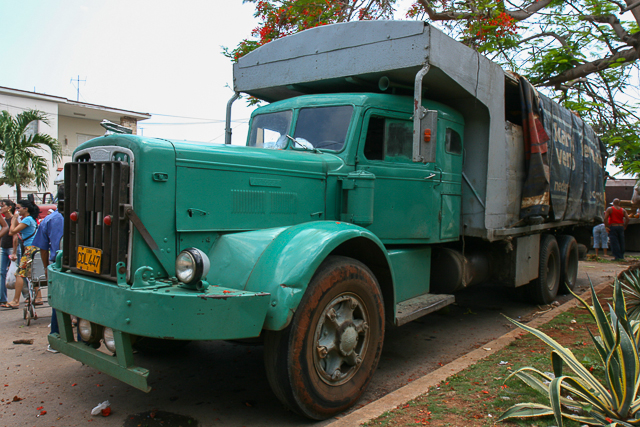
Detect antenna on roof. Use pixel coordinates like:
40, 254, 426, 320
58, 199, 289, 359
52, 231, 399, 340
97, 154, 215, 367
70, 75, 86, 101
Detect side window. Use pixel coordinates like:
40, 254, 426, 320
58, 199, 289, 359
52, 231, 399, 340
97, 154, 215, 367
385, 120, 412, 163
363, 116, 413, 163
445, 128, 462, 155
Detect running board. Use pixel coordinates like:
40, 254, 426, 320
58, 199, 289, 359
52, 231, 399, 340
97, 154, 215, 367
395, 293, 455, 326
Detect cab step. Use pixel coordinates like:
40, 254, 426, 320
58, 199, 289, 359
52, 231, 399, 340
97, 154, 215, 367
395, 293, 455, 326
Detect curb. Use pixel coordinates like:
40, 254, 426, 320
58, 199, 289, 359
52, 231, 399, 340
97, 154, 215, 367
326, 280, 613, 427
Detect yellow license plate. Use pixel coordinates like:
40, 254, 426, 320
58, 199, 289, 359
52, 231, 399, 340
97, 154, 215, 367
77, 246, 102, 274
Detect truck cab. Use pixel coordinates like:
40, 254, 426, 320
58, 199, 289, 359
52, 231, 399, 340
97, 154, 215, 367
247, 93, 464, 243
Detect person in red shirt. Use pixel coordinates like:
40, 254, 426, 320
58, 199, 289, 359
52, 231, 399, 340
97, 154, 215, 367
604, 198, 630, 261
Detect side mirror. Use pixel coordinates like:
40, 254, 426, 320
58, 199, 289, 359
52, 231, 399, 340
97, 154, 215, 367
412, 110, 437, 163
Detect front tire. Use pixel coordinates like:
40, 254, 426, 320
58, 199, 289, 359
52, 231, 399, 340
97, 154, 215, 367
526, 234, 561, 304
264, 256, 385, 420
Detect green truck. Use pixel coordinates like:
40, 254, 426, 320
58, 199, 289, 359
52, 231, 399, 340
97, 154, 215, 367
48, 21, 605, 419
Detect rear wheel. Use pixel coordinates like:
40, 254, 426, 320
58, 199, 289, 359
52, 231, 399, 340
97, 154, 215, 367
557, 235, 579, 294
264, 256, 385, 420
23, 305, 34, 326
526, 234, 561, 305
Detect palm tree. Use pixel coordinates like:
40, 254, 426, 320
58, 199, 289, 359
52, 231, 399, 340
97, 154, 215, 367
0, 109, 62, 199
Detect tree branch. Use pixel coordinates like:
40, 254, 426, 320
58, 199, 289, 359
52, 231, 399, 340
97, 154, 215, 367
518, 32, 570, 48
540, 47, 639, 87
621, 0, 640, 12
506, 0, 555, 21
581, 14, 634, 44
416, 0, 473, 21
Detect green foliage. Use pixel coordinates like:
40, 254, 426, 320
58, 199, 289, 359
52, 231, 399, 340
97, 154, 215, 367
620, 269, 640, 321
499, 278, 640, 426
0, 109, 62, 198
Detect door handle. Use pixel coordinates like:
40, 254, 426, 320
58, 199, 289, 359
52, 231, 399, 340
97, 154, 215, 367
434, 166, 443, 188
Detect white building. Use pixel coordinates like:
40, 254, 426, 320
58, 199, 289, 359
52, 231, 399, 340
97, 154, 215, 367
0, 86, 150, 199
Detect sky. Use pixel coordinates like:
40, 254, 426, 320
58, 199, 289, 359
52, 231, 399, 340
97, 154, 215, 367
0, 0, 633, 177
0, 1, 420, 144
0, 0, 262, 143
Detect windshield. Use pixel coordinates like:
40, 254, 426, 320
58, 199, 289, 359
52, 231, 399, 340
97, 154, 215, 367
248, 110, 292, 148
248, 105, 353, 151
293, 105, 353, 151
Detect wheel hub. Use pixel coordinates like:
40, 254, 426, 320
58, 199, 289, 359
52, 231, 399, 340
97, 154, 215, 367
313, 293, 369, 386
339, 326, 358, 356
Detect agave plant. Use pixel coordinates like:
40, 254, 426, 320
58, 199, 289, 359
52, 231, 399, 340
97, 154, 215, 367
498, 278, 640, 426
620, 269, 640, 321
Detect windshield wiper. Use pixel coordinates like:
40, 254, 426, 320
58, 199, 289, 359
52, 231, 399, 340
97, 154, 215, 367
285, 135, 320, 153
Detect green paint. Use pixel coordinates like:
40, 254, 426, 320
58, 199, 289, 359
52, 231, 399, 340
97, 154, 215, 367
48, 267, 270, 340
52, 92, 465, 391
388, 247, 432, 303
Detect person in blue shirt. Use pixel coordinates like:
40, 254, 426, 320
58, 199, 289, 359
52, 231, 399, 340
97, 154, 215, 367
33, 191, 64, 351
5, 199, 40, 309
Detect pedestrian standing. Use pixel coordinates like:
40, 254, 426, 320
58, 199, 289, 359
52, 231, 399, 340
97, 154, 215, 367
32, 189, 63, 352
0, 201, 12, 305
604, 198, 630, 261
592, 222, 608, 259
5, 200, 39, 308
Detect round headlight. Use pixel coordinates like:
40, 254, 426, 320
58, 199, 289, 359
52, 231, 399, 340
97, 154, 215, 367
175, 248, 210, 285
78, 319, 103, 344
103, 327, 116, 353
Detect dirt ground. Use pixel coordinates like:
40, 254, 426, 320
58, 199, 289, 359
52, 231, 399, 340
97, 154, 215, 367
0, 256, 631, 427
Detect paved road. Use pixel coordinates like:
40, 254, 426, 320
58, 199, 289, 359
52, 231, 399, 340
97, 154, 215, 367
0, 259, 629, 427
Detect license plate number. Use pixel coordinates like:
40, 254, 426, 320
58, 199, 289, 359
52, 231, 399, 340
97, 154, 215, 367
77, 246, 102, 274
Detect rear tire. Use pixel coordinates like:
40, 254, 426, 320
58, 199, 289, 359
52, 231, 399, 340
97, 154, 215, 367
526, 234, 561, 304
557, 235, 579, 294
264, 256, 385, 420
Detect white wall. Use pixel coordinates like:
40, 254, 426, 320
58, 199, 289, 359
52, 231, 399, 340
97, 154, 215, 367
58, 116, 104, 157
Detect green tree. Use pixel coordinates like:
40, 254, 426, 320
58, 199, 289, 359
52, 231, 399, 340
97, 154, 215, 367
227, 0, 640, 175
0, 109, 62, 199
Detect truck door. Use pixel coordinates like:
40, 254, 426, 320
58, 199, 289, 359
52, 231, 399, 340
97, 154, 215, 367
355, 110, 441, 242
436, 119, 464, 241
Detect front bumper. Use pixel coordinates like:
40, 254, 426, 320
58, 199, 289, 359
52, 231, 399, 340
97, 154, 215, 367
47, 266, 271, 392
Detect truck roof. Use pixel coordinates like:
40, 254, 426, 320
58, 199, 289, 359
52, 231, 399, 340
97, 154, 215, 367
233, 20, 501, 105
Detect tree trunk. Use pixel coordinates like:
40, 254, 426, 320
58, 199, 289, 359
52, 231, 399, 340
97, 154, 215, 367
15, 183, 21, 201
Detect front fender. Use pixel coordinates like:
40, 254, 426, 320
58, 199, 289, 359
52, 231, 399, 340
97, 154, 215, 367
243, 221, 389, 330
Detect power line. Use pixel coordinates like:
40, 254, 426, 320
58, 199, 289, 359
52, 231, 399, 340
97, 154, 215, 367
143, 119, 249, 125
0, 101, 250, 126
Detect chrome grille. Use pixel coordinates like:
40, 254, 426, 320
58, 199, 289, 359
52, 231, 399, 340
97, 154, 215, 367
62, 161, 130, 280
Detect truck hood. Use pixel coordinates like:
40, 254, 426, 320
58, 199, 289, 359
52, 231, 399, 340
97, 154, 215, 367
173, 141, 346, 175
172, 141, 347, 232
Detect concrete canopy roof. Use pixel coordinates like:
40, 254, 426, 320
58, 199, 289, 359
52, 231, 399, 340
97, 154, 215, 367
0, 86, 151, 122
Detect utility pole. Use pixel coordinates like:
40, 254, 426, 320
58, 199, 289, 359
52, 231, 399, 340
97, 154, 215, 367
70, 76, 86, 101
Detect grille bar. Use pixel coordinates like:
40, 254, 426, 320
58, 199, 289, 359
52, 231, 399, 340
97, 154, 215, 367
63, 161, 131, 281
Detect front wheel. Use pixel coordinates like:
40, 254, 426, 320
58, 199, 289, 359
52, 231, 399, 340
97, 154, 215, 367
264, 256, 385, 420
